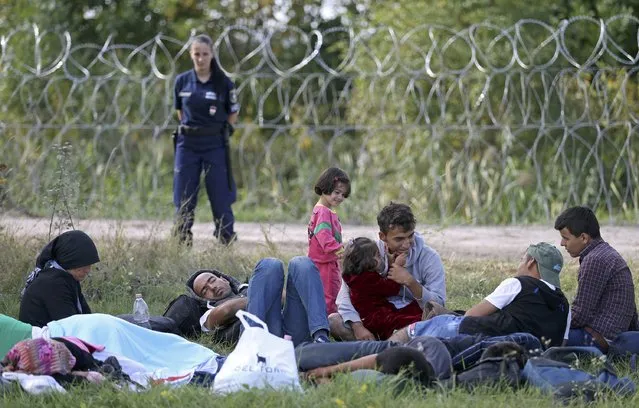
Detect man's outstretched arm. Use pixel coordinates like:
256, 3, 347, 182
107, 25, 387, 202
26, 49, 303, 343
304, 354, 377, 380
203, 298, 248, 330
464, 300, 498, 317
465, 278, 521, 317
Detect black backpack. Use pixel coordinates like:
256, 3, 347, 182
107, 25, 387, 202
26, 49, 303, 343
443, 341, 526, 390
163, 294, 209, 338
452, 357, 522, 389
116, 314, 182, 336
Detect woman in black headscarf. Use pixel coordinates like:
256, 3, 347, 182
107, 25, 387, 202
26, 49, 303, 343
19, 230, 100, 327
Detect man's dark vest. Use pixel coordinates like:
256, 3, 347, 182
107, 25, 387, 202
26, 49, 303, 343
459, 276, 569, 347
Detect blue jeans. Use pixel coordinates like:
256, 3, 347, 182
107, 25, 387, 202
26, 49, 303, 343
409, 315, 464, 339
246, 256, 329, 346
296, 340, 394, 371
566, 328, 606, 351
295, 337, 453, 379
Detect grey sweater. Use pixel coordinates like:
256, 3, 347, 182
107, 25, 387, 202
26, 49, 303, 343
336, 232, 446, 323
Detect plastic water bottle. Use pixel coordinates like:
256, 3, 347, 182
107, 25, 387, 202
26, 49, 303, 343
133, 293, 151, 329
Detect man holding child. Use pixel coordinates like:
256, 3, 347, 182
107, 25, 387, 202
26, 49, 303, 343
330, 202, 447, 340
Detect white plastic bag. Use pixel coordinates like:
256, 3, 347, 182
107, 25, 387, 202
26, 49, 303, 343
2, 372, 66, 395
212, 310, 302, 394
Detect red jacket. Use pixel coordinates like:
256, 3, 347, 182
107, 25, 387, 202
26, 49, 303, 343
344, 271, 422, 339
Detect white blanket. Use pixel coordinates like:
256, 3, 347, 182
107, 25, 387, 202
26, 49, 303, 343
44, 313, 221, 386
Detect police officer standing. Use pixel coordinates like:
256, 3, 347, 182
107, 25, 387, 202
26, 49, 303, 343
173, 34, 240, 246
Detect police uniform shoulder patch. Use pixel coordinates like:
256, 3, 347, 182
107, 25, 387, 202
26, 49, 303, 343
230, 89, 238, 104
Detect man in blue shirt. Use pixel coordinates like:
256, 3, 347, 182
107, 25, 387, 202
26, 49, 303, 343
173, 34, 240, 246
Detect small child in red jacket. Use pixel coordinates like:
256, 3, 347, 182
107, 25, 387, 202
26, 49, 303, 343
342, 237, 422, 340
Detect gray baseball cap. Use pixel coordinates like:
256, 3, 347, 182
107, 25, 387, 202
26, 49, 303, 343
527, 242, 563, 288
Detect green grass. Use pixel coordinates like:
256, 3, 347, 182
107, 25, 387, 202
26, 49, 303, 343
1, 227, 639, 407
3, 375, 606, 408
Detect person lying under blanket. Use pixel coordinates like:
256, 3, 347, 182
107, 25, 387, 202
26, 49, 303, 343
0, 313, 222, 388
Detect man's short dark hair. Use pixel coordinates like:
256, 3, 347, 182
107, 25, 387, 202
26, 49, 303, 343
342, 237, 379, 276
554, 206, 601, 239
377, 202, 416, 234
314, 167, 351, 198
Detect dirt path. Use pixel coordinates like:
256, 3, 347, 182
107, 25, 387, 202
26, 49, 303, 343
2, 216, 638, 261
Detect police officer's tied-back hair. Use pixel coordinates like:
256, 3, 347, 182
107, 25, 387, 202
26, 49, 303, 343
191, 34, 227, 81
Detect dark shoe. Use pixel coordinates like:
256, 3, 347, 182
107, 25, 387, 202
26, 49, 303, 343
218, 232, 238, 246
180, 234, 193, 248
172, 227, 193, 247
328, 313, 356, 341
313, 334, 331, 344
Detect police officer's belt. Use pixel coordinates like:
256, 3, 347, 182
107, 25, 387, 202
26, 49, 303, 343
179, 124, 224, 136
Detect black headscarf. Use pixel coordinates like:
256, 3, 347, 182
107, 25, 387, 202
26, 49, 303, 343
21, 230, 100, 298
35, 230, 100, 270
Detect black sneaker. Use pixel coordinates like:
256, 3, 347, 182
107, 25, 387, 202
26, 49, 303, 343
172, 229, 193, 248
219, 232, 238, 246
313, 334, 331, 344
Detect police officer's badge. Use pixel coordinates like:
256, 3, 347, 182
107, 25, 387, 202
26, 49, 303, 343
209, 105, 217, 116
230, 89, 238, 104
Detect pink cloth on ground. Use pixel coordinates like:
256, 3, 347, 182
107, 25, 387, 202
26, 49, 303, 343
2, 338, 76, 375
59, 336, 105, 354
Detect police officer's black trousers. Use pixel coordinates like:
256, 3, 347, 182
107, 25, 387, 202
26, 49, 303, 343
173, 143, 236, 244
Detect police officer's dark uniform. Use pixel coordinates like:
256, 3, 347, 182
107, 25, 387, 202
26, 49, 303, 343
173, 59, 240, 245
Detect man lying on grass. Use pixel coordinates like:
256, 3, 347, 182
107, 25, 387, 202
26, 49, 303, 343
303, 336, 452, 386
187, 256, 331, 346
388, 242, 570, 348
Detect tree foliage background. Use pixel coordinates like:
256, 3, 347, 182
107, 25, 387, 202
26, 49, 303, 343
2, 0, 639, 224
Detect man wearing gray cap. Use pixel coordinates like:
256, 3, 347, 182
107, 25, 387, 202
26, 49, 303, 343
390, 242, 570, 348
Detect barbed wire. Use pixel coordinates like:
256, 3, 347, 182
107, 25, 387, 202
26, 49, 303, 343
3, 16, 639, 77
1, 17, 638, 223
